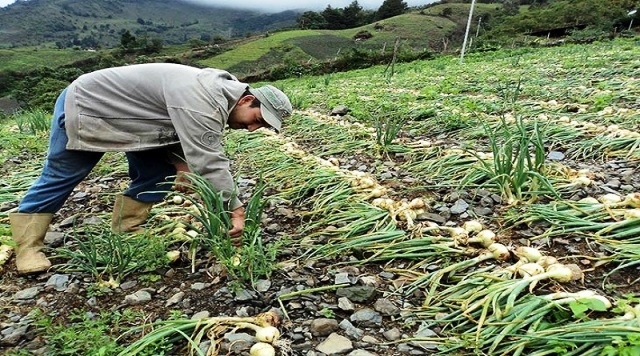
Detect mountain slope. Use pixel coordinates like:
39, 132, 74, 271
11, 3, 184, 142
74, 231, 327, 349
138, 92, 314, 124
0, 0, 298, 48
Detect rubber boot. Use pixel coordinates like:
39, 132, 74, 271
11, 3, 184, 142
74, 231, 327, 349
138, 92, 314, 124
111, 195, 154, 233
9, 213, 53, 274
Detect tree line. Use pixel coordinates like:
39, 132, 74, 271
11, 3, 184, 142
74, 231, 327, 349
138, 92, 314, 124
296, 0, 409, 30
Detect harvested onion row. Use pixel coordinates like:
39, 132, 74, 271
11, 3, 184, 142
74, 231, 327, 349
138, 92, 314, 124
118, 311, 290, 356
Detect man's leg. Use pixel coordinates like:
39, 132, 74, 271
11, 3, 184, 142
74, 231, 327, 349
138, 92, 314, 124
111, 149, 176, 233
13, 88, 103, 273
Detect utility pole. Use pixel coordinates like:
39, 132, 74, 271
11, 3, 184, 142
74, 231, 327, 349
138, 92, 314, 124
460, 0, 476, 63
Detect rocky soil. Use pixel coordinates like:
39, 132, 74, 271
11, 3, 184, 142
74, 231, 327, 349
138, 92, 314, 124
2, 146, 640, 355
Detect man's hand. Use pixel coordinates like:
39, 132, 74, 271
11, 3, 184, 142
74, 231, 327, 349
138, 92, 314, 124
228, 206, 245, 247
173, 162, 191, 193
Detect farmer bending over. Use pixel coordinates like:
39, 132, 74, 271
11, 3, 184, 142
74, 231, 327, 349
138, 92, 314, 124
10, 63, 292, 274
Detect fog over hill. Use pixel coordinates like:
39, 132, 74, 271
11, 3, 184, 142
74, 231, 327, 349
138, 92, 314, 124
0, 0, 438, 12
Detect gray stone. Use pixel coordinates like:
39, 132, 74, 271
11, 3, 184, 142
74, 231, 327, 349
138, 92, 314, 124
350, 308, 383, 327
255, 279, 271, 292
316, 333, 353, 354
338, 297, 355, 311
373, 298, 400, 316
124, 290, 152, 305
348, 350, 378, 356
45, 274, 69, 292
43, 231, 65, 246
14, 286, 41, 300
0, 325, 28, 346
339, 319, 364, 340
449, 199, 469, 214
335, 272, 352, 285
383, 327, 402, 341
191, 311, 210, 320
547, 151, 565, 160
165, 292, 185, 307
310, 318, 339, 337
412, 326, 438, 350
336, 286, 377, 303
331, 105, 350, 116
190, 282, 209, 290
234, 288, 256, 301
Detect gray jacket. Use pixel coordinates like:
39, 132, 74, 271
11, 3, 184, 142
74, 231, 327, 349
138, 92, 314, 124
64, 63, 247, 209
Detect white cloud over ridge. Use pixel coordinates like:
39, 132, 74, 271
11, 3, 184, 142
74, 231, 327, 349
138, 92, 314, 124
0, 0, 438, 12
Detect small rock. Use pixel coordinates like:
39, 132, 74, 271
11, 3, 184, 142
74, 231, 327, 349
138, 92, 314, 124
350, 308, 383, 327
449, 199, 469, 214
338, 297, 355, 311
14, 286, 41, 300
310, 318, 339, 337
374, 298, 400, 316
124, 290, 152, 305
339, 319, 364, 340
316, 333, 353, 354
336, 286, 377, 303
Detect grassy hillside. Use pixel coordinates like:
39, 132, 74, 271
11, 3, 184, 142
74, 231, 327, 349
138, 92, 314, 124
0, 0, 298, 48
200, 4, 501, 77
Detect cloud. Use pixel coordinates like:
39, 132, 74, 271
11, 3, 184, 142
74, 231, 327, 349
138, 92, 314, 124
0, 0, 439, 13
180, 0, 437, 13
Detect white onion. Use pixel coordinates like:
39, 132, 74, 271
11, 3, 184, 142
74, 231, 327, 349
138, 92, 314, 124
598, 193, 622, 205
408, 198, 426, 209
537, 256, 558, 268
545, 263, 575, 283
166, 250, 180, 263
468, 229, 496, 248
255, 326, 280, 343
250, 342, 276, 356
172, 195, 184, 204
517, 262, 545, 277
622, 193, 640, 208
578, 197, 599, 204
487, 243, 511, 261
572, 176, 592, 186
447, 227, 468, 240
462, 220, 483, 233
514, 246, 542, 263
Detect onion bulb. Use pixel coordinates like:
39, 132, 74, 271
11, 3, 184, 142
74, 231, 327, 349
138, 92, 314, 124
255, 326, 280, 343
408, 198, 425, 209
166, 250, 180, 263
572, 176, 592, 186
462, 220, 483, 233
518, 262, 545, 277
622, 193, 640, 208
624, 209, 640, 220
447, 227, 468, 241
172, 195, 184, 205
250, 342, 276, 356
536, 256, 558, 268
468, 229, 496, 248
514, 246, 542, 263
487, 243, 511, 261
598, 193, 622, 205
545, 263, 575, 283
578, 197, 599, 204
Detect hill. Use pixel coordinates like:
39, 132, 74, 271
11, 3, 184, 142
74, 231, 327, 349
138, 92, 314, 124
0, 0, 299, 48
197, 3, 501, 77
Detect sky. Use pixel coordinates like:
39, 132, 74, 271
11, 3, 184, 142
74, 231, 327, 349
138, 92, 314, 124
0, 0, 438, 13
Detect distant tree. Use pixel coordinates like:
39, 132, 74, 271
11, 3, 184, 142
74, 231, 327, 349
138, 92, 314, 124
137, 17, 145, 25
376, 0, 408, 20
119, 30, 137, 52
343, 1, 364, 27
322, 5, 346, 29
502, 0, 520, 16
297, 11, 327, 29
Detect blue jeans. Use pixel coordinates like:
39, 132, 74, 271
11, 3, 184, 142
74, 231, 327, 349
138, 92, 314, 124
19, 88, 177, 213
